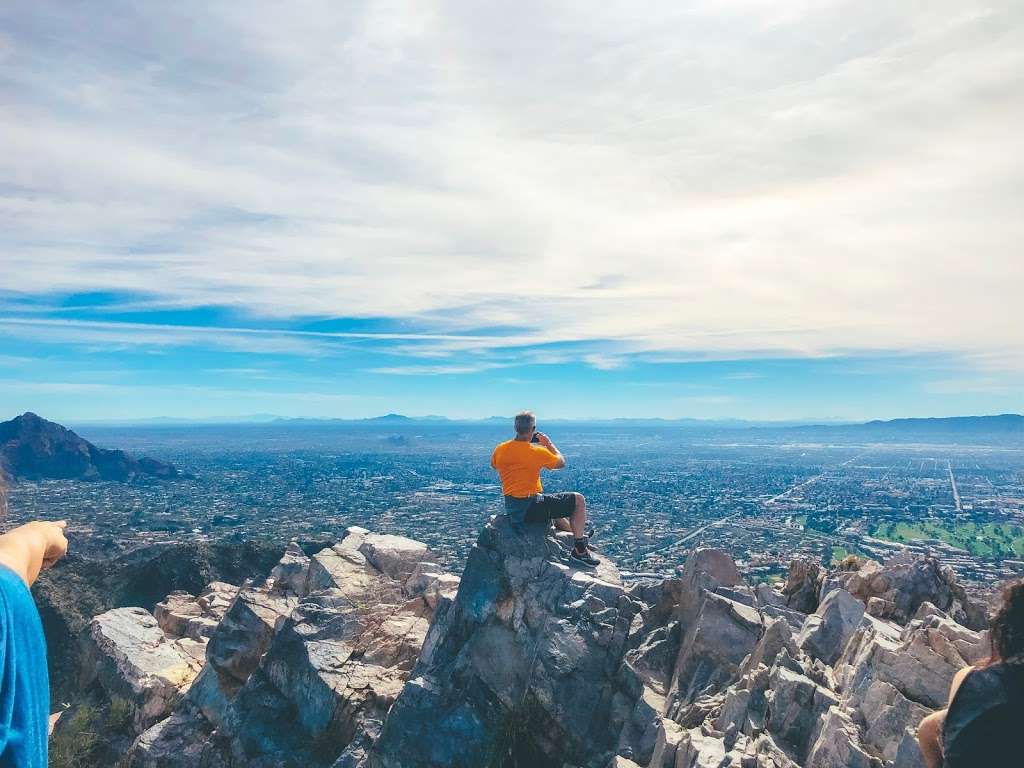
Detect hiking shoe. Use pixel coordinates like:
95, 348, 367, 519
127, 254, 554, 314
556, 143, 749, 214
569, 548, 600, 568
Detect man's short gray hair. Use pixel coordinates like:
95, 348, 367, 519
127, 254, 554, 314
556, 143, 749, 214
514, 411, 536, 435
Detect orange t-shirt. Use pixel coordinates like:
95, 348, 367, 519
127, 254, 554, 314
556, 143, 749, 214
491, 439, 561, 497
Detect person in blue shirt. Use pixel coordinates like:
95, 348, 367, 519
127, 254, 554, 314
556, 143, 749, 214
0, 512, 69, 768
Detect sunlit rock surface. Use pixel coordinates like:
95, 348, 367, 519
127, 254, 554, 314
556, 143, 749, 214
121, 529, 458, 768
72, 519, 995, 768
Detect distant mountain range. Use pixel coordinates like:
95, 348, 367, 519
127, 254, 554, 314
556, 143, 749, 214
781, 413, 1023, 441
0, 412, 186, 482
18, 411, 1024, 445
271, 412, 1023, 438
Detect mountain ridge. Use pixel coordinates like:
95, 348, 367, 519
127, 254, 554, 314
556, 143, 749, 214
0, 412, 187, 481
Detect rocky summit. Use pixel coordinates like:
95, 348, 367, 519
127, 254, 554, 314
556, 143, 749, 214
60, 517, 995, 768
0, 412, 184, 481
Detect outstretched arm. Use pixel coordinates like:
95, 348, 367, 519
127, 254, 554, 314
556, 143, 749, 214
0, 520, 69, 587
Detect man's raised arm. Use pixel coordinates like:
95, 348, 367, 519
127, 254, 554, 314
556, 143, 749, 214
536, 432, 566, 469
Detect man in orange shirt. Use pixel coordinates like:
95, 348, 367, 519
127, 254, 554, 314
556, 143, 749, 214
491, 411, 599, 568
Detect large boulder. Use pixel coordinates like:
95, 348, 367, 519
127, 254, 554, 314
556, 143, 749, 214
80, 607, 205, 730
783, 559, 825, 614
371, 514, 636, 768
797, 589, 865, 667
665, 591, 764, 717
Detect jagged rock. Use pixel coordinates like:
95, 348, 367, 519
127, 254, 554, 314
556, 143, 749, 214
756, 583, 788, 608
155, 582, 238, 641
127, 528, 457, 768
838, 612, 981, 711
86, 520, 999, 768
355, 529, 433, 580
268, 541, 310, 596
857, 680, 929, 762
371, 514, 634, 768
127, 706, 224, 768
675, 726, 730, 767
204, 584, 294, 689
404, 561, 461, 609
647, 718, 684, 768
742, 618, 799, 677
783, 559, 825, 614
185, 580, 297, 732
682, 548, 743, 588
892, 727, 928, 768
81, 607, 205, 730
765, 665, 840, 760
666, 591, 763, 717
796, 589, 865, 666
804, 707, 880, 768
836, 552, 985, 629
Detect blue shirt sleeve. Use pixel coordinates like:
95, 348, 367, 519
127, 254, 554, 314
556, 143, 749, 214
0, 564, 49, 768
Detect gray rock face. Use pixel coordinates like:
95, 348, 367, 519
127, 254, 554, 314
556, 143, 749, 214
805, 707, 881, 768
155, 582, 237, 641
766, 666, 840, 760
783, 559, 825, 614
77, 519, 996, 768
797, 589, 866, 667
666, 591, 763, 716
125, 530, 457, 768
371, 514, 634, 768
837, 553, 985, 630
81, 606, 205, 730
371, 524, 995, 768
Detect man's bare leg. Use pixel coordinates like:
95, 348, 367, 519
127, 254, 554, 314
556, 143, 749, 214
553, 517, 572, 533
570, 493, 587, 541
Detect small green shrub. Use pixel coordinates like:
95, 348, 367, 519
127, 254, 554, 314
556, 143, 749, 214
49, 703, 100, 768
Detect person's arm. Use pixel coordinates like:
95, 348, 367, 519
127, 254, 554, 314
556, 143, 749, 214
0, 520, 69, 587
946, 665, 972, 707
535, 433, 566, 469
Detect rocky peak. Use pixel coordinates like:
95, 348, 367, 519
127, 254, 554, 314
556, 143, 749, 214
58, 527, 460, 768
62, 519, 998, 768
0, 411, 184, 481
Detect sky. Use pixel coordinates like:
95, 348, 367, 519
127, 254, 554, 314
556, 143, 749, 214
0, 0, 1022, 422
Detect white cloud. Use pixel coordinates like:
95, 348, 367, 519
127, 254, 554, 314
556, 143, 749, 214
366, 363, 509, 376
0, 0, 1021, 366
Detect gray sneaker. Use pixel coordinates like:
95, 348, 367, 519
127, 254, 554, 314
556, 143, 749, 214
569, 548, 600, 568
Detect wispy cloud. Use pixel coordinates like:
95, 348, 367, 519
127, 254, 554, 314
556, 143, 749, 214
925, 378, 1018, 395
724, 372, 764, 381
366, 363, 510, 376
0, 0, 1021, 370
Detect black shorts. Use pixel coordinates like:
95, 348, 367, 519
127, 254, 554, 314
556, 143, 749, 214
504, 492, 577, 525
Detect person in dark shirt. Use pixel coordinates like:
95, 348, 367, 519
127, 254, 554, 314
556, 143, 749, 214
917, 577, 1024, 768
0, 477, 69, 768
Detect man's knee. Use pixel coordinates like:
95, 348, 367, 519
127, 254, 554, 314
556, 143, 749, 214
573, 492, 585, 510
